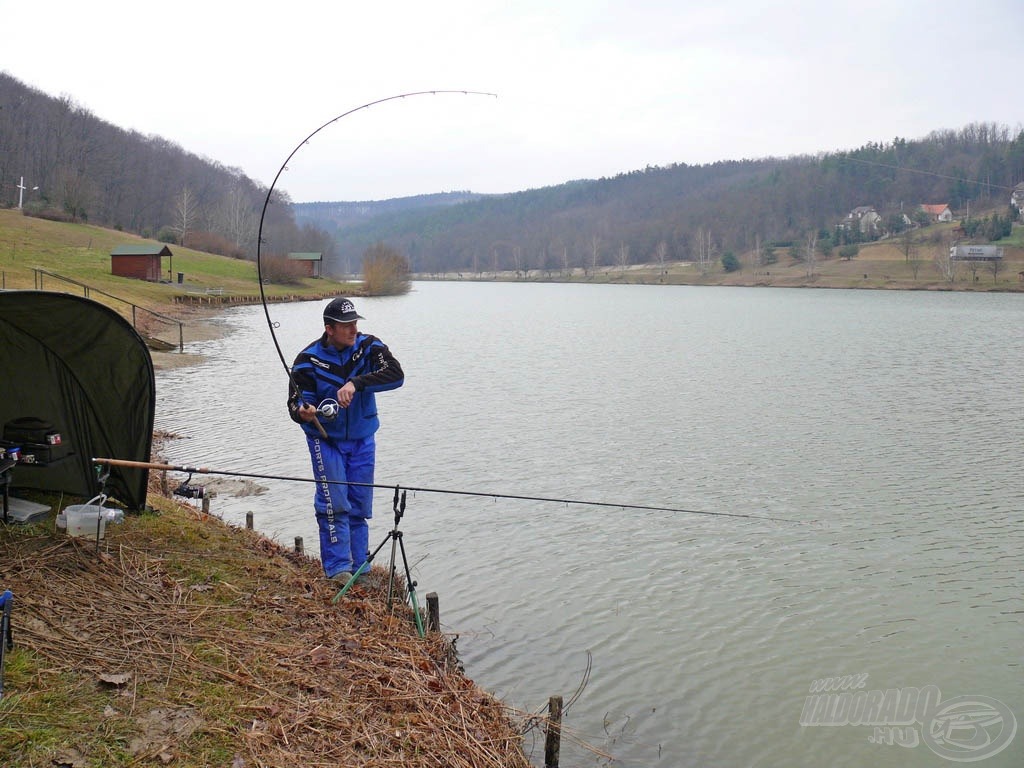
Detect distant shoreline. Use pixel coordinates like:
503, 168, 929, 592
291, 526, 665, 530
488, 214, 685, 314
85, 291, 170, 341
412, 264, 1024, 293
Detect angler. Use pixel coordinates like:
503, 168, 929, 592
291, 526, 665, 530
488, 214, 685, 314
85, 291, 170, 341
288, 298, 404, 587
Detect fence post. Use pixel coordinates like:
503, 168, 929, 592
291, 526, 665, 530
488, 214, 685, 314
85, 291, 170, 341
545, 695, 563, 768
294, 536, 304, 555
426, 592, 439, 632
246, 512, 253, 530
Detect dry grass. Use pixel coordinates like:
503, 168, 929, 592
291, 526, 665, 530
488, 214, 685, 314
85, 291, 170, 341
0, 481, 533, 767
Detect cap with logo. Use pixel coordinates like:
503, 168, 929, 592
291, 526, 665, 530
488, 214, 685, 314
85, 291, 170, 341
323, 297, 364, 324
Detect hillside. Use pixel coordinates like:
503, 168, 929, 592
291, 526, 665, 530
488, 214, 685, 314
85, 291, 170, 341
294, 192, 485, 233
313, 126, 1024, 278
0, 209, 354, 339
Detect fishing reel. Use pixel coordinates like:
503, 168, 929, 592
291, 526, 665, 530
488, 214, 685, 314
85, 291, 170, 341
317, 398, 341, 421
173, 472, 205, 500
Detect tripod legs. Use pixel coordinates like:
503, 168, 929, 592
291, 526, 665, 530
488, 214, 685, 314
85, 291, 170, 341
330, 529, 424, 638
330, 488, 424, 637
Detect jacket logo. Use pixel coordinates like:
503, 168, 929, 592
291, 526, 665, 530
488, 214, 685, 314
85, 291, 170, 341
310, 356, 330, 370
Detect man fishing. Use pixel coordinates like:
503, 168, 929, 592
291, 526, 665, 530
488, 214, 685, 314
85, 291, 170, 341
288, 297, 404, 586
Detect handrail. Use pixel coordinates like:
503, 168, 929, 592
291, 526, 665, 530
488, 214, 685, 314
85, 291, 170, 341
30, 268, 185, 352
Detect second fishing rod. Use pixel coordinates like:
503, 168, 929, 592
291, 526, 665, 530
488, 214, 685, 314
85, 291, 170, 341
92, 458, 809, 525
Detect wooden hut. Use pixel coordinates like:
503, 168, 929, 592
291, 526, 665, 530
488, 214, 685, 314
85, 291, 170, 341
287, 252, 323, 278
111, 244, 173, 282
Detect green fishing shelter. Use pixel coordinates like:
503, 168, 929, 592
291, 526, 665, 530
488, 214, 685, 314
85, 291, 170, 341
0, 291, 153, 510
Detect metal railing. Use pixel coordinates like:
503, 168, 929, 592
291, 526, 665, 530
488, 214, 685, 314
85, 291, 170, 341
30, 268, 184, 351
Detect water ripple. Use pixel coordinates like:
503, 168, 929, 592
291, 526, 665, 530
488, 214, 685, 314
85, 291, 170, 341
155, 285, 1024, 767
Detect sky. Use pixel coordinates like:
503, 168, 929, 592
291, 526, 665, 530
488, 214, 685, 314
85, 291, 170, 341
3, 0, 1021, 203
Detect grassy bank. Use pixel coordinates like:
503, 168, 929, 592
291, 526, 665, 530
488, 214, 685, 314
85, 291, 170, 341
0, 209, 352, 331
0, 480, 533, 767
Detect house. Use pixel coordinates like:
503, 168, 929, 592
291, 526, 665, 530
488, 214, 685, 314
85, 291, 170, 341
845, 206, 882, 235
919, 203, 953, 223
1011, 182, 1024, 212
110, 243, 172, 282
287, 252, 323, 278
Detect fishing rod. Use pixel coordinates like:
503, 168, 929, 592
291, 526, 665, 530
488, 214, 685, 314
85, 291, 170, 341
92, 457, 807, 524
254, 90, 497, 438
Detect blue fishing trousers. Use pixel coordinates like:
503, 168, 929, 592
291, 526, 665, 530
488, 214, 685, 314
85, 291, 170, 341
306, 434, 375, 578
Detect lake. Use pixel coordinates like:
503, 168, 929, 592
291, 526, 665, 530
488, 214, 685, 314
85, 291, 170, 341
155, 281, 1023, 767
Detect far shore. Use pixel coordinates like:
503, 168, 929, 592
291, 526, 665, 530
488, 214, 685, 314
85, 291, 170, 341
411, 247, 1024, 293
150, 258, 1023, 369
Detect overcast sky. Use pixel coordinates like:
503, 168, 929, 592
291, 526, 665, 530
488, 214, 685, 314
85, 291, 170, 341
3, 0, 1021, 203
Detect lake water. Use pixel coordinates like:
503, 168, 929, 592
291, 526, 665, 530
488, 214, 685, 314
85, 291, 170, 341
155, 282, 1023, 767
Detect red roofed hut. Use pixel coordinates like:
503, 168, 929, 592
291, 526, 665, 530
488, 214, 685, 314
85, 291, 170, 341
111, 244, 172, 282
287, 252, 324, 278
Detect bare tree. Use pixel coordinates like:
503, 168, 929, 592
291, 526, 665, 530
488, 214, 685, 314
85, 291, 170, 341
988, 257, 1003, 283
654, 240, 668, 275
172, 186, 198, 246
909, 255, 924, 279
898, 229, 917, 263
965, 259, 982, 283
694, 228, 714, 273
214, 187, 257, 252
933, 242, 956, 283
588, 235, 601, 276
804, 232, 818, 278
617, 242, 630, 272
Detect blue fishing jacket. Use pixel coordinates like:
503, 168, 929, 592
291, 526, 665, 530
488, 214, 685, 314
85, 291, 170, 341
289, 333, 404, 441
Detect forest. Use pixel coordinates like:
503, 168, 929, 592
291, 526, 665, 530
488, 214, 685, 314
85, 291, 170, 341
3, 71, 1022, 278
311, 128, 1024, 276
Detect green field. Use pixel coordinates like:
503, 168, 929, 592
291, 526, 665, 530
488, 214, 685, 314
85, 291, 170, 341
0, 209, 351, 317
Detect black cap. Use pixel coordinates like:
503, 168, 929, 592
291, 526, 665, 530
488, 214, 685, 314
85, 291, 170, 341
323, 297, 364, 324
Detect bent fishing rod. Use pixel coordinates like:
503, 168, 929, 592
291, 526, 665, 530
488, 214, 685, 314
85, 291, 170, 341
92, 457, 807, 524
254, 90, 497, 438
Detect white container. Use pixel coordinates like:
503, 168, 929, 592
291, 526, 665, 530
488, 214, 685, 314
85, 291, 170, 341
64, 504, 107, 539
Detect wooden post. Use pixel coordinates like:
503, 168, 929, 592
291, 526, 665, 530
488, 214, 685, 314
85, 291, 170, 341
245, 511, 253, 530
201, 494, 210, 515
426, 592, 439, 632
294, 536, 304, 555
160, 470, 168, 496
545, 695, 563, 768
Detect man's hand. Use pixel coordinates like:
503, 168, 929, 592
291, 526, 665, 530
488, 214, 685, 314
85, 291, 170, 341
337, 381, 357, 408
297, 404, 317, 423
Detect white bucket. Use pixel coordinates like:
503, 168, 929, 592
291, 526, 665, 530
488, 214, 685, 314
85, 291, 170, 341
58, 494, 114, 539
63, 504, 107, 539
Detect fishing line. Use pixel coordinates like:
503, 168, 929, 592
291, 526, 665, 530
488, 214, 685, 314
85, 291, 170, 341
253, 90, 497, 433
93, 458, 807, 525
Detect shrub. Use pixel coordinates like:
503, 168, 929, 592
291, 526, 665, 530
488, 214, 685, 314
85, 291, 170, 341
260, 255, 307, 285
362, 242, 410, 295
184, 230, 247, 259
